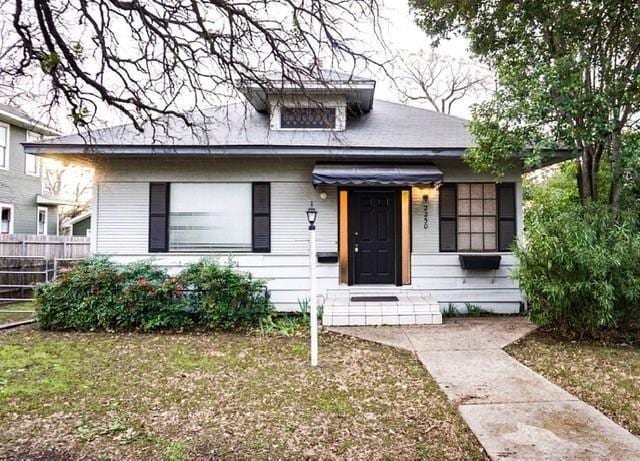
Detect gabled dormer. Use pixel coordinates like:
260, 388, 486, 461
239, 70, 376, 132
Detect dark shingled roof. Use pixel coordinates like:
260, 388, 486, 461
37, 100, 474, 150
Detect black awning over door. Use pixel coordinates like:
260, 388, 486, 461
312, 163, 444, 186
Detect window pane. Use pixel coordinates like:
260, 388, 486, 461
458, 233, 470, 251
470, 183, 483, 199
470, 217, 483, 233
458, 216, 470, 232
484, 233, 497, 251
458, 199, 470, 216
457, 183, 470, 198
0, 126, 6, 147
483, 217, 496, 233
484, 199, 496, 215
471, 234, 484, 250
0, 147, 5, 168
483, 183, 496, 198
470, 199, 483, 215
169, 183, 252, 251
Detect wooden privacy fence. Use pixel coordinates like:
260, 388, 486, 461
0, 234, 90, 259
0, 235, 90, 303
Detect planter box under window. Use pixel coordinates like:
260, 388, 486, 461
459, 254, 501, 270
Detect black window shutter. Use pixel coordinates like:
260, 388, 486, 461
252, 182, 271, 253
497, 183, 516, 251
439, 183, 457, 252
149, 182, 169, 253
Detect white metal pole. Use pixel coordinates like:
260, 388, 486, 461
309, 224, 318, 367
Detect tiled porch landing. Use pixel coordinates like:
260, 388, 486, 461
322, 290, 442, 326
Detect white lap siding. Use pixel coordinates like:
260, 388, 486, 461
94, 158, 339, 311
93, 157, 523, 313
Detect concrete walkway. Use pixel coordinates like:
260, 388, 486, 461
329, 318, 640, 460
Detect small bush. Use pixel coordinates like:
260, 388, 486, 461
36, 257, 272, 332
178, 258, 272, 330
36, 257, 123, 330
515, 203, 640, 337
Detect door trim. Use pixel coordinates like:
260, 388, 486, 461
341, 187, 409, 286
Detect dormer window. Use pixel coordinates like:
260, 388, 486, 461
280, 107, 336, 129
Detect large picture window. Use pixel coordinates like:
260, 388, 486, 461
168, 183, 252, 251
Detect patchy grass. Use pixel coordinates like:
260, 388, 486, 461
0, 329, 484, 460
507, 329, 640, 436
0, 302, 36, 325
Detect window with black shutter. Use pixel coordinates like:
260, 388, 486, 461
497, 183, 516, 251
149, 182, 169, 252
252, 183, 271, 252
439, 182, 517, 252
439, 183, 457, 252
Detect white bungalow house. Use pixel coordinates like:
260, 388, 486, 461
24, 73, 558, 326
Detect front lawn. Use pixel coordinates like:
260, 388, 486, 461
507, 330, 640, 435
0, 302, 36, 325
0, 329, 484, 460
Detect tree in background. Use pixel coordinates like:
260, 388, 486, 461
396, 51, 492, 115
2, 0, 386, 133
42, 160, 93, 228
410, 0, 640, 213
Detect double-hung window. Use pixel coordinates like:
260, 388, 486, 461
0, 124, 8, 170
37, 207, 48, 235
0, 204, 13, 234
439, 183, 516, 252
25, 131, 42, 177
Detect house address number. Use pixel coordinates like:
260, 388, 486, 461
423, 194, 429, 229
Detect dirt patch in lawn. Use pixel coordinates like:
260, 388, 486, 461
0, 302, 36, 325
0, 329, 484, 460
507, 329, 640, 436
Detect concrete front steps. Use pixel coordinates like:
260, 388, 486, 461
322, 289, 442, 326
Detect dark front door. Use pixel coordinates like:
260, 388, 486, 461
349, 190, 396, 284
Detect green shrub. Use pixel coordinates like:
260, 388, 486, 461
514, 202, 640, 337
36, 257, 271, 331
178, 258, 273, 330
36, 257, 123, 330
119, 262, 190, 331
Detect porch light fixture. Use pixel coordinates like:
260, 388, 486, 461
307, 200, 319, 367
306, 201, 318, 230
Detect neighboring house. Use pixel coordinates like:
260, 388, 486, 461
25, 73, 565, 325
62, 212, 91, 236
0, 104, 64, 236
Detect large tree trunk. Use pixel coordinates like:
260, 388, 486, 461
577, 148, 595, 203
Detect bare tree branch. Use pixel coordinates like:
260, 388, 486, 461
395, 51, 493, 115
0, 0, 389, 136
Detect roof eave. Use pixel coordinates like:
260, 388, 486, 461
0, 109, 61, 136
23, 143, 471, 161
